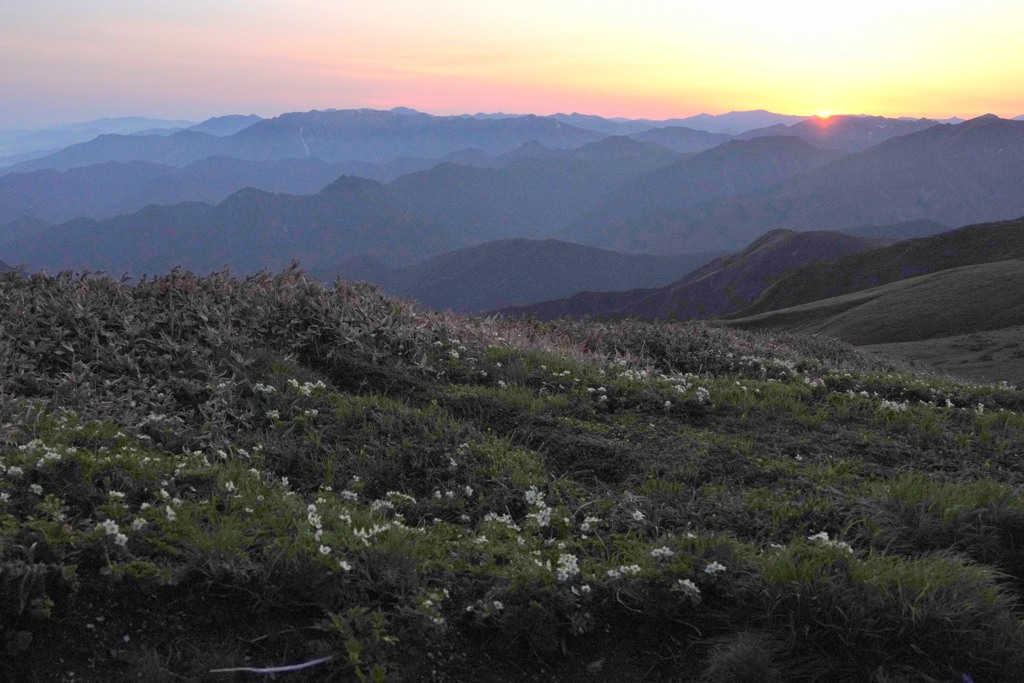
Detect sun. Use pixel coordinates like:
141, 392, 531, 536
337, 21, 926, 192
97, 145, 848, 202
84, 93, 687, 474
817, 110, 832, 119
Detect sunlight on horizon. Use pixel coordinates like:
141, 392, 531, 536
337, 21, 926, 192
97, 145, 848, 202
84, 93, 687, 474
1, 0, 1022, 126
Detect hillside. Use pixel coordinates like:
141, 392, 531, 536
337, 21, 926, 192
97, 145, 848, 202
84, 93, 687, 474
727, 259, 1024, 347
501, 230, 886, 320
2, 268, 1023, 681
582, 115, 1024, 253
741, 218, 1024, 315
314, 239, 723, 313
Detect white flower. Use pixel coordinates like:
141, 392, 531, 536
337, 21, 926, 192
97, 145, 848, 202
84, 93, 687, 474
703, 561, 726, 575
525, 486, 544, 506
319, 544, 332, 555
98, 519, 120, 535
672, 578, 701, 600
651, 546, 674, 559
224, 481, 236, 493
114, 533, 129, 547
556, 554, 580, 582
265, 410, 280, 420
632, 510, 645, 522
464, 486, 474, 497
29, 484, 43, 495
338, 559, 352, 571
165, 506, 177, 522
131, 518, 148, 531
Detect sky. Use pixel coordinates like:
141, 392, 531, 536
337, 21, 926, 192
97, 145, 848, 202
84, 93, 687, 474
2, 0, 1023, 128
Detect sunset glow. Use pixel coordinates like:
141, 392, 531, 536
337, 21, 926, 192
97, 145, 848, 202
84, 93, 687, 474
2, 0, 1023, 127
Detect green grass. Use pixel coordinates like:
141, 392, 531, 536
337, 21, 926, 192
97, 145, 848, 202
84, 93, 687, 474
1, 267, 1023, 681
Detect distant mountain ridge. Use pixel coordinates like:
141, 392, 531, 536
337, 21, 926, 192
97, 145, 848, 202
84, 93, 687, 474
3, 109, 607, 173
741, 115, 938, 152
567, 136, 843, 247
575, 115, 1024, 254
1, 176, 457, 275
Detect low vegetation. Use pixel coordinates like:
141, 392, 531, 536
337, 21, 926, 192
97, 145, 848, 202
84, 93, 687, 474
1, 267, 1023, 681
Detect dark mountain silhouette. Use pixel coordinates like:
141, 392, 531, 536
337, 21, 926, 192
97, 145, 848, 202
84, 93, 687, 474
741, 115, 937, 152
500, 230, 884, 320
567, 136, 843, 247
583, 116, 1024, 254
736, 218, 1024, 316
388, 136, 680, 239
4, 109, 607, 173
313, 239, 721, 313
1, 176, 459, 276
726, 258, 1024, 346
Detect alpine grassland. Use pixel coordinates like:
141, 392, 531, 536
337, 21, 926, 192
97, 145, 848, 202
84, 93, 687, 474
1, 267, 1023, 682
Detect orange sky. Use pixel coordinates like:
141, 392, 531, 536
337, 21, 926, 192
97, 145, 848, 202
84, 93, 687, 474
2, 1, 1022, 127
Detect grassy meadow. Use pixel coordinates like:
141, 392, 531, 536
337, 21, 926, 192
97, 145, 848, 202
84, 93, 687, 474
1, 267, 1023, 682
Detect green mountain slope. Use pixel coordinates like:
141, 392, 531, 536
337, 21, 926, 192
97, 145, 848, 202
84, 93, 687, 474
727, 258, 1024, 345
741, 217, 1024, 315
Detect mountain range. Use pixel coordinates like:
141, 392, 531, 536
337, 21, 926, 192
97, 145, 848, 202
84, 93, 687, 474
575, 115, 1024, 253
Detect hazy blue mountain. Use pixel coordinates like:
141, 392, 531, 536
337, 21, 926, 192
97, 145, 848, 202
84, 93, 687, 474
313, 238, 723, 313
388, 136, 681, 239
0, 151, 504, 226
1, 176, 460, 276
5, 108, 607, 172
584, 115, 1024, 254
567, 136, 843, 247
669, 110, 809, 134
0, 117, 195, 159
740, 115, 938, 152
500, 230, 884, 320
